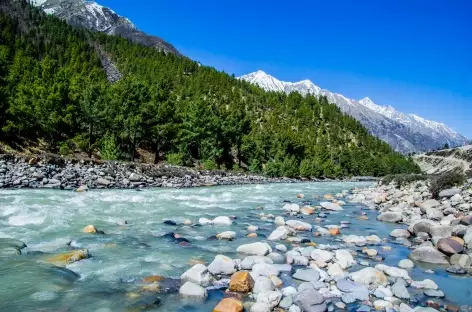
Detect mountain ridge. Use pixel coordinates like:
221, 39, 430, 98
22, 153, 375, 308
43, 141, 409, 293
239, 70, 469, 154
29, 0, 180, 55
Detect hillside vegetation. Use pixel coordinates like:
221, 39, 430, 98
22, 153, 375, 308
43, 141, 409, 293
0, 0, 420, 177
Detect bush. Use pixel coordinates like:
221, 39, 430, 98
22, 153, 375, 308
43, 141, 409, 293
381, 174, 428, 188
58, 141, 72, 155
264, 159, 281, 177
299, 159, 313, 178
248, 158, 262, 174
100, 132, 119, 160
430, 171, 466, 198
202, 159, 218, 170
280, 156, 299, 178
165, 153, 184, 166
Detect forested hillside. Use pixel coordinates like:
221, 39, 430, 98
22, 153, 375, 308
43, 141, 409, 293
0, 0, 420, 177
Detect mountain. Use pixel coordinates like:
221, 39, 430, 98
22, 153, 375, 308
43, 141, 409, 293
29, 0, 180, 55
240, 70, 469, 154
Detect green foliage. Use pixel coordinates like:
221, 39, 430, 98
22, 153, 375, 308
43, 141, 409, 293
100, 132, 119, 160
59, 141, 72, 156
202, 159, 218, 170
430, 171, 466, 198
0, 1, 422, 178
165, 153, 184, 166
381, 174, 428, 188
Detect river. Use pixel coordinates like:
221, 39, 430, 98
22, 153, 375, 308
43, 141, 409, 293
0, 182, 470, 311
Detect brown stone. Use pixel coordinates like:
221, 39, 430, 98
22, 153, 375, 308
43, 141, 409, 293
446, 305, 460, 312
301, 206, 315, 215
296, 193, 305, 199
324, 194, 334, 200
247, 233, 257, 237
426, 300, 441, 309
437, 237, 464, 256
142, 275, 165, 284
28, 157, 38, 165
329, 228, 341, 236
229, 271, 254, 293
358, 216, 369, 220
47, 249, 89, 266
213, 298, 243, 312
83, 225, 97, 233
450, 236, 464, 245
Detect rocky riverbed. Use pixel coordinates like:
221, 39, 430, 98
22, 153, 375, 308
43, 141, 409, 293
1, 181, 471, 312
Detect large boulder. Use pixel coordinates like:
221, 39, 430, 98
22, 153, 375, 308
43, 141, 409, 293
390, 229, 410, 238
181, 264, 213, 286
241, 256, 273, 270
256, 291, 283, 309
213, 298, 244, 312
429, 225, 453, 239
46, 249, 89, 266
409, 243, 449, 265
268, 226, 293, 241
410, 220, 437, 235
251, 263, 279, 278
179, 281, 208, 300
377, 212, 402, 223
237, 242, 272, 256
436, 237, 464, 255
253, 276, 275, 293
335, 250, 355, 269
438, 188, 460, 198
208, 255, 237, 275
294, 283, 326, 312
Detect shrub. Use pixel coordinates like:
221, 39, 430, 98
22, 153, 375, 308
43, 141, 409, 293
165, 153, 184, 166
59, 141, 72, 155
430, 171, 466, 198
202, 159, 218, 170
281, 156, 299, 178
248, 158, 262, 174
299, 159, 313, 178
381, 174, 428, 188
100, 132, 119, 160
264, 159, 281, 177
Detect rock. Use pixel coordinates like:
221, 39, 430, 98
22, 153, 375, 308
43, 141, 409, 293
248, 225, 259, 232
411, 220, 437, 235
240, 256, 273, 270
446, 264, 467, 274
350, 267, 388, 286
284, 203, 300, 213
409, 245, 449, 265
267, 252, 285, 264
279, 296, 294, 309
256, 291, 283, 309
329, 228, 341, 236
76, 185, 88, 192
311, 249, 334, 263
398, 259, 414, 269
184, 219, 193, 225
217, 231, 237, 240
390, 229, 410, 238
430, 225, 453, 238
343, 235, 367, 245
337, 279, 369, 303
374, 300, 393, 311
450, 254, 472, 267
268, 226, 293, 241
213, 216, 233, 225
253, 276, 275, 293
294, 283, 326, 312
460, 215, 472, 226
0, 247, 21, 256
400, 303, 413, 312
163, 220, 177, 226
274, 216, 285, 226
424, 289, 445, 298
208, 255, 237, 275
377, 212, 402, 223
437, 237, 464, 255
420, 199, 441, 209
363, 248, 378, 257
275, 244, 287, 252
179, 281, 208, 300
229, 271, 254, 292
199, 218, 213, 225
374, 286, 393, 298
252, 263, 279, 278
320, 202, 343, 211
46, 249, 89, 266
293, 269, 320, 283
392, 279, 410, 299
411, 279, 438, 290
297, 193, 305, 198
301, 206, 315, 215
439, 188, 460, 198
181, 264, 213, 286
82, 225, 98, 234
213, 298, 244, 312
0, 238, 27, 250
95, 177, 110, 186
237, 242, 272, 256
327, 263, 344, 277
250, 302, 271, 312
375, 264, 410, 279
286, 220, 312, 231
335, 250, 355, 269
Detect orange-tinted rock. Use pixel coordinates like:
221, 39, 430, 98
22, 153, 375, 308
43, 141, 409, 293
296, 193, 305, 199
358, 216, 369, 220
305, 242, 317, 247
213, 298, 243, 312
324, 194, 334, 200
142, 275, 165, 284
141, 283, 161, 292
450, 236, 464, 245
329, 228, 341, 236
47, 249, 89, 266
301, 206, 315, 215
247, 233, 258, 237
83, 225, 97, 233
229, 271, 254, 293
437, 237, 464, 255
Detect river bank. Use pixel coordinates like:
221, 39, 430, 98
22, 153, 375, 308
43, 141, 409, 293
1, 181, 471, 312
0, 154, 376, 190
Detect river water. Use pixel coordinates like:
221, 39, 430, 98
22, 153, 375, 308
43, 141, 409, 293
0, 182, 470, 311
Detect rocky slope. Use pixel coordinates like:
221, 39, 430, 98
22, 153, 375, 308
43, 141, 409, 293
30, 0, 180, 55
240, 71, 469, 154
414, 145, 472, 177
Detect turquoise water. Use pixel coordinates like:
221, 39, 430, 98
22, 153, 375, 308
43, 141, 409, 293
0, 182, 470, 311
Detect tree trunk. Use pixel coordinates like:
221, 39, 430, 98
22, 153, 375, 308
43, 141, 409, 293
153, 137, 160, 164
88, 122, 93, 158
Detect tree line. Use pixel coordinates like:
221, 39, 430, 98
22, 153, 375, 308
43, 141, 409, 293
0, 0, 420, 177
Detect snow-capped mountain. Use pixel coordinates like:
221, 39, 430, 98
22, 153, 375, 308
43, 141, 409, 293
30, 0, 180, 55
240, 70, 469, 154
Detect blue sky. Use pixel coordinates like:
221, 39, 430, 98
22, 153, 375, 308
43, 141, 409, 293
100, 0, 472, 138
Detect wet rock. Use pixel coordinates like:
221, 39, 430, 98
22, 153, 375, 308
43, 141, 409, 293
320, 202, 343, 211
76, 185, 88, 192
374, 286, 393, 298
252, 263, 279, 278
311, 249, 334, 263
217, 231, 237, 240
411, 279, 438, 290
241, 256, 273, 270
199, 218, 213, 225
250, 302, 271, 312
446, 265, 467, 274
237, 242, 272, 256
398, 259, 414, 269
409, 244, 449, 265
284, 203, 300, 213
293, 269, 320, 283
343, 235, 367, 245
229, 271, 254, 292
329, 228, 341, 236
437, 237, 464, 255
213, 297, 244, 312
335, 250, 355, 269
374, 300, 393, 311
268, 226, 293, 241
267, 252, 285, 264
0, 247, 21, 256
274, 216, 285, 226
424, 289, 445, 298
294, 283, 326, 312
256, 290, 283, 309
390, 229, 410, 238
350, 267, 388, 287
181, 264, 213, 286
163, 220, 177, 226
438, 188, 460, 198
208, 255, 237, 275
253, 276, 275, 293
286, 220, 312, 231
392, 279, 410, 299
450, 254, 472, 267
0, 238, 27, 250
179, 281, 207, 300
213, 216, 233, 225
377, 212, 402, 223
375, 264, 410, 279
46, 249, 89, 266
337, 279, 369, 303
